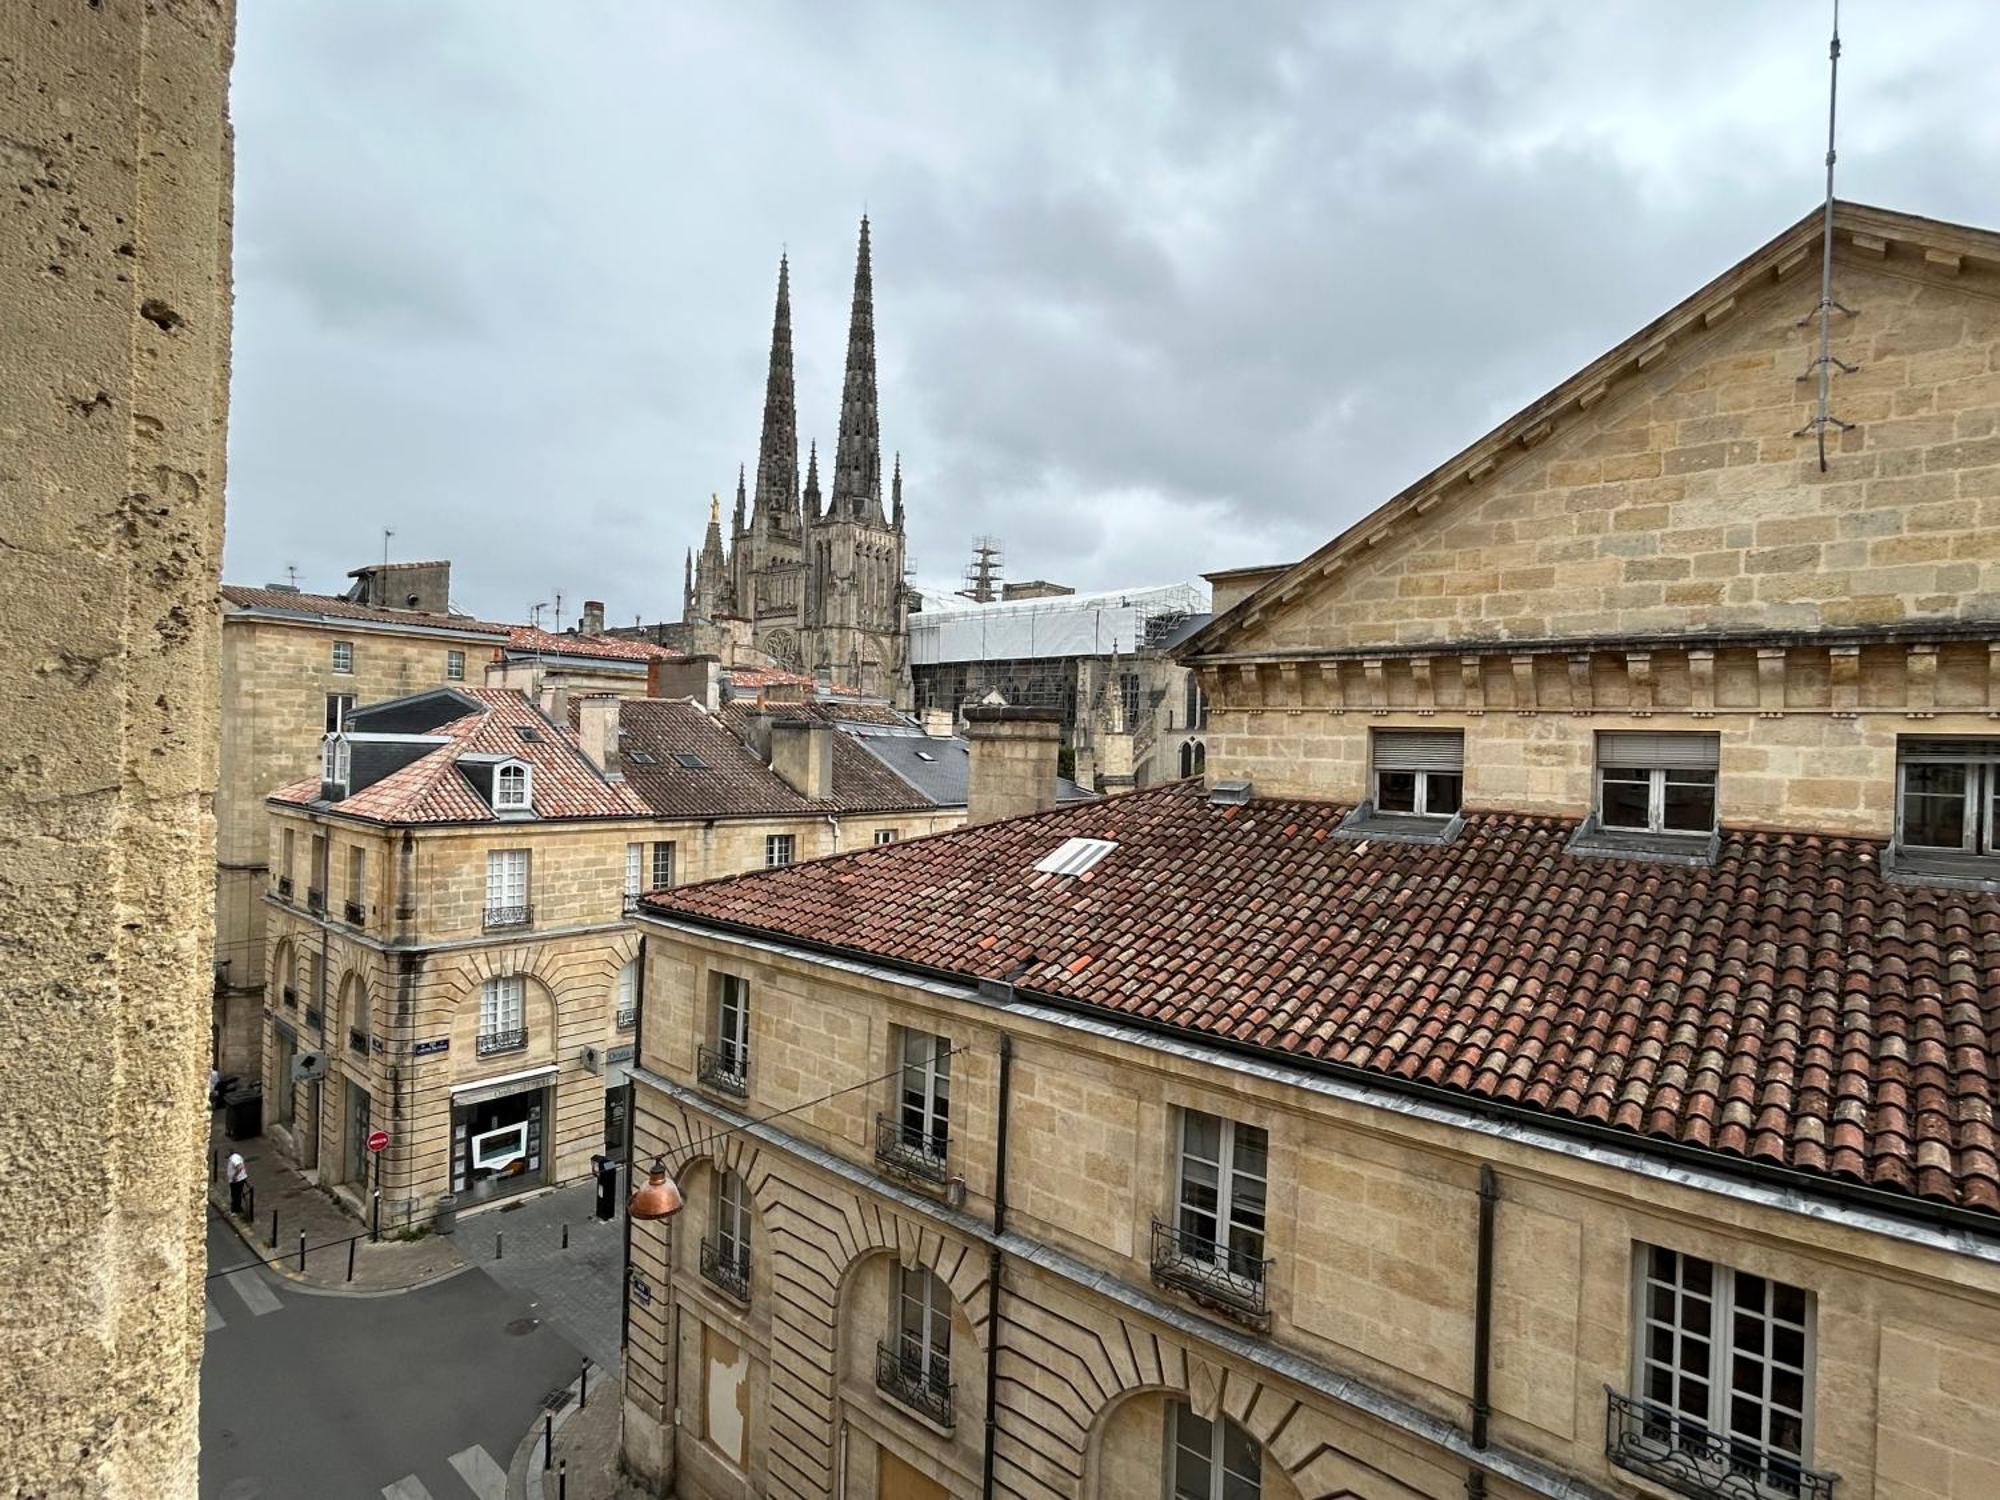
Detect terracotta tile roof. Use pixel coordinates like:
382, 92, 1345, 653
647, 781, 2000, 1217
270, 689, 644, 823
221, 585, 510, 636
504, 625, 680, 663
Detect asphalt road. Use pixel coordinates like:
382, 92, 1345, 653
199, 1208, 585, 1499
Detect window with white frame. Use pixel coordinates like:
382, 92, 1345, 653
1370, 729, 1464, 818
895, 1264, 951, 1383
1896, 738, 2000, 859
714, 1169, 751, 1272
479, 974, 526, 1046
331, 640, 354, 674
624, 842, 643, 900
897, 1029, 951, 1155
322, 735, 350, 791
493, 760, 531, 812
651, 840, 675, 889
765, 834, 795, 867
324, 692, 355, 733
874, 828, 899, 846
1175, 1110, 1268, 1284
1169, 1401, 1260, 1500
615, 957, 638, 1029
485, 848, 529, 925
446, 649, 465, 681
715, 973, 748, 1070
1625, 1244, 1815, 1495
281, 827, 295, 883
1596, 731, 1719, 835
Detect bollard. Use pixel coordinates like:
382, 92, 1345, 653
346, 1237, 357, 1283
543, 1413, 552, 1471
298, 1231, 306, 1273
210, 1148, 217, 1183
558, 1459, 566, 1500
495, 1230, 503, 1261
269, 1208, 279, 1249
579, 1359, 587, 1410
371, 1188, 381, 1245
562, 1222, 569, 1250
245, 1183, 256, 1223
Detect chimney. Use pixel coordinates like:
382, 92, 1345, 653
1098, 727, 1136, 792
537, 680, 571, 728
581, 599, 605, 636
920, 706, 954, 739
349, 560, 452, 613
647, 654, 721, 712
963, 705, 1062, 827
769, 719, 832, 800
576, 694, 622, 780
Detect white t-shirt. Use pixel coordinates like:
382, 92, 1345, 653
227, 1153, 247, 1183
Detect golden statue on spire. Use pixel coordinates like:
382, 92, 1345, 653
709, 493, 719, 524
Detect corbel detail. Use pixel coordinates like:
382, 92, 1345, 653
1757, 648, 1787, 716
1460, 655, 1485, 715
1989, 644, 2000, 713
1362, 658, 1387, 714
1906, 643, 1939, 716
1235, 664, 1263, 711
1316, 660, 1345, 711
1276, 663, 1301, 707
1567, 653, 1594, 714
1624, 651, 1654, 712
1411, 656, 1436, 709
1511, 655, 1537, 714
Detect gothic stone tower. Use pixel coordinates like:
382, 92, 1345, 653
801, 217, 910, 705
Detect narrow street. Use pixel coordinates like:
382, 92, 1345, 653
200, 1207, 593, 1499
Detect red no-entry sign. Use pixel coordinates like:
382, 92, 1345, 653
366, 1129, 391, 1154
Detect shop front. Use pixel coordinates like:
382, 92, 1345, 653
449, 1065, 555, 1209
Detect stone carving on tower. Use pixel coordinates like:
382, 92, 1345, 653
677, 222, 911, 706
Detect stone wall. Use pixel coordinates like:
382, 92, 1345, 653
623, 924, 2000, 1499
1, 3, 235, 1495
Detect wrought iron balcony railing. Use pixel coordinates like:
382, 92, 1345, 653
874, 1114, 950, 1185
306, 888, 326, 915
1605, 1388, 1836, 1500
483, 903, 532, 931
348, 1027, 368, 1057
276, 875, 293, 900
343, 899, 366, 926
281, 985, 298, 1010
476, 1026, 528, 1057
696, 1043, 748, 1097
699, 1240, 751, 1304
1149, 1219, 1272, 1322
875, 1341, 953, 1429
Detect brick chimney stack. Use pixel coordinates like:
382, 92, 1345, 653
581, 599, 605, 635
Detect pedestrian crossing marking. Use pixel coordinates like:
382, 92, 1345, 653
381, 1477, 433, 1500
225, 1268, 282, 1317
203, 1298, 225, 1332
447, 1445, 507, 1500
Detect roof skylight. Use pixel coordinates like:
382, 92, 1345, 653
673, 751, 708, 770
1033, 837, 1118, 877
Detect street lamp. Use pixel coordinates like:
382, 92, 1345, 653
627, 1153, 683, 1221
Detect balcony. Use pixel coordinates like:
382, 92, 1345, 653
343, 899, 366, 926
1149, 1219, 1272, 1323
281, 985, 297, 1010
347, 1027, 368, 1057
1606, 1389, 1836, 1500
306, 887, 326, 915
476, 1027, 528, 1058
875, 1341, 953, 1429
699, 1240, 751, 1304
276, 875, 293, 901
874, 1114, 949, 1185
483, 903, 532, 932
696, 1043, 748, 1097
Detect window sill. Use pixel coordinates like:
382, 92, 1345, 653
1881, 845, 2000, 893
1329, 802, 1464, 847
1565, 817, 1718, 867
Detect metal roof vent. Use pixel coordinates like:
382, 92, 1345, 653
1207, 778, 1252, 806
1034, 837, 1118, 877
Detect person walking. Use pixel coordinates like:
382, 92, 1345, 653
227, 1151, 248, 1217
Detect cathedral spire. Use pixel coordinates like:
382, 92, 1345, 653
828, 216, 883, 524
733, 464, 747, 533
803, 439, 821, 522
891, 451, 904, 531
752, 254, 800, 528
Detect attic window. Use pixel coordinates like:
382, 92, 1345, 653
516, 725, 542, 743
322, 735, 350, 795
493, 761, 532, 811
673, 752, 708, 771
915, 750, 936, 762
626, 749, 658, 766
1034, 837, 1117, 877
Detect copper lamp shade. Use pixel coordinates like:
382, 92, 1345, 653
627, 1155, 684, 1221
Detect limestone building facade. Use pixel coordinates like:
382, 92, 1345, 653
3, 3, 235, 1495
621, 202, 2000, 1500
676, 221, 912, 706
261, 684, 967, 1222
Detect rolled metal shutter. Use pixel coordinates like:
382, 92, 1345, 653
1371, 730, 1464, 772
1901, 738, 2000, 763
1595, 731, 1719, 770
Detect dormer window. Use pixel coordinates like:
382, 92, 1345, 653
494, 761, 531, 811
322, 735, 350, 794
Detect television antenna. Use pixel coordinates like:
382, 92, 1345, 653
1794, 0, 1858, 472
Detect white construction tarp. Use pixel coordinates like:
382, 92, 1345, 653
910, 582, 1208, 665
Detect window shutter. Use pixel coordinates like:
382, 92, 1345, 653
1902, 738, 2000, 763
1372, 730, 1465, 772
1596, 731, 1720, 770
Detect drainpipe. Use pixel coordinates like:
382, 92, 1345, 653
620, 931, 647, 1358
825, 813, 840, 857
1465, 1163, 1497, 1500
980, 1033, 1013, 1500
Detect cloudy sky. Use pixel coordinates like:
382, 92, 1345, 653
224, 2, 2000, 625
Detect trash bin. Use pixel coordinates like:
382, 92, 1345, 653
594, 1158, 618, 1222
223, 1084, 263, 1141
434, 1193, 458, 1236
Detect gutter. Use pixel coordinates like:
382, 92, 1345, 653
631, 909, 2000, 1260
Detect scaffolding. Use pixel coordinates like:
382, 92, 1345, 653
956, 537, 1004, 603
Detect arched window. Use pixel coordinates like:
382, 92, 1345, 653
1192, 741, 1207, 776
1168, 1401, 1259, 1499
272, 939, 296, 1007
615, 958, 638, 1029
